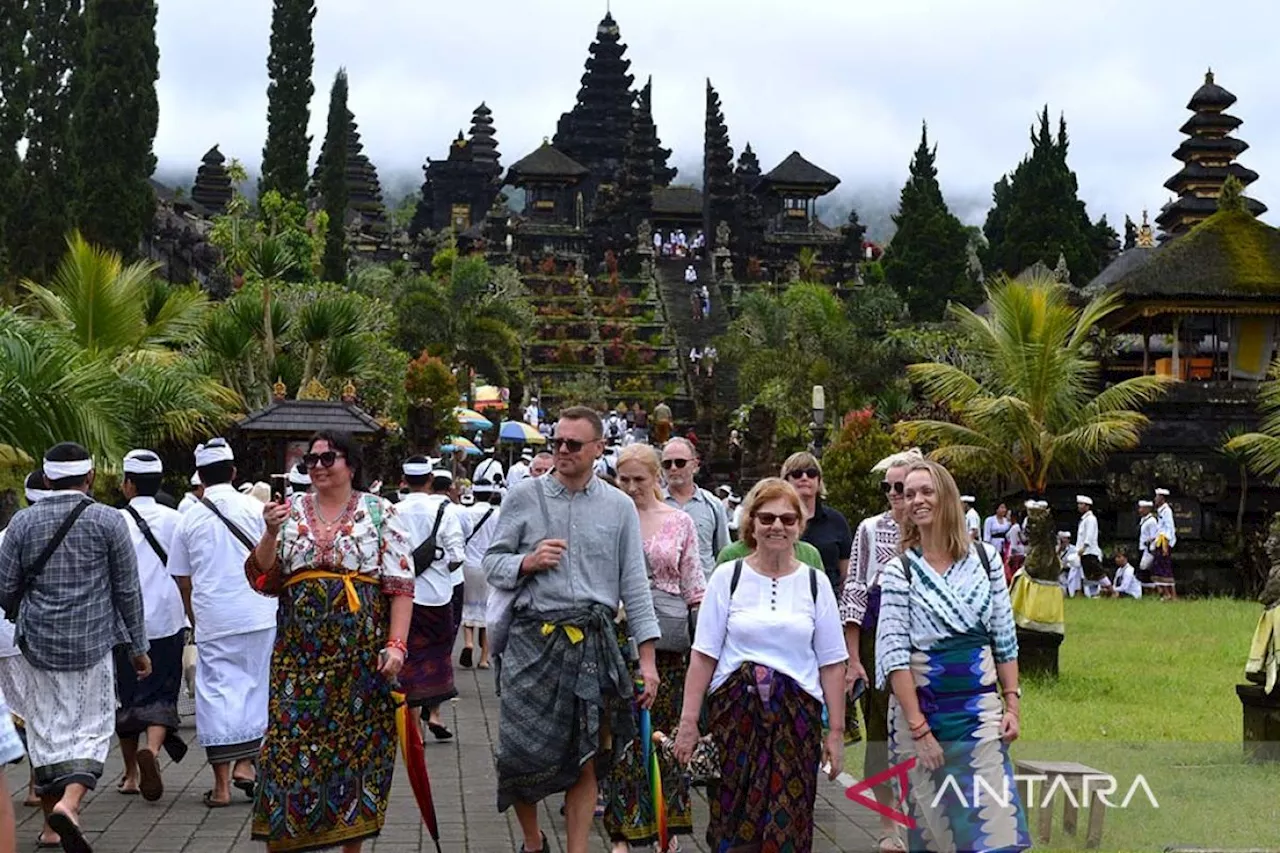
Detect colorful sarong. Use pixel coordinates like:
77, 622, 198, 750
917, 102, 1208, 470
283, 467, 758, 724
252, 575, 397, 853
602, 642, 694, 843
705, 663, 822, 853
1151, 549, 1175, 586
888, 637, 1030, 853
401, 596, 459, 709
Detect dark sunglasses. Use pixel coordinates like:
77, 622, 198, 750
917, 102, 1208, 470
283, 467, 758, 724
661, 458, 692, 470
880, 480, 905, 495
551, 437, 590, 453
786, 467, 821, 481
302, 451, 344, 469
754, 511, 800, 527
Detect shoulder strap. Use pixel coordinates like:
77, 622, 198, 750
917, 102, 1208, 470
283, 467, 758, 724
729, 558, 744, 597
123, 504, 168, 565
810, 566, 818, 602
25, 499, 92, 587
465, 507, 496, 546
534, 478, 553, 537
429, 500, 448, 539
974, 542, 997, 581
199, 496, 256, 552
708, 490, 723, 555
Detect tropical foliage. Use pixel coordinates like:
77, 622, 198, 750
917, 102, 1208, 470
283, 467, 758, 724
1223, 359, 1280, 481
897, 274, 1174, 494
821, 408, 900, 525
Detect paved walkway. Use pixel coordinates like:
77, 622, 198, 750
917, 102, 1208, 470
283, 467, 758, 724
6, 654, 881, 853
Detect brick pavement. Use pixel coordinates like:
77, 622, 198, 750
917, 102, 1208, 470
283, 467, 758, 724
6, 654, 881, 853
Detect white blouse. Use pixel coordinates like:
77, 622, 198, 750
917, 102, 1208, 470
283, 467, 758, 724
693, 559, 848, 702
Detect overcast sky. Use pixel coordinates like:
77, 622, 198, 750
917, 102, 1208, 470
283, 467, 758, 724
155, 0, 1280, 232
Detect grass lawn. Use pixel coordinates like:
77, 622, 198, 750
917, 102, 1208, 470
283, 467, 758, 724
844, 596, 1280, 851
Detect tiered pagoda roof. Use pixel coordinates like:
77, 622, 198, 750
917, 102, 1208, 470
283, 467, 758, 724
506, 141, 589, 184
1156, 70, 1266, 239
552, 12, 636, 190
311, 106, 389, 237
735, 144, 762, 193
191, 145, 233, 214
468, 102, 500, 168
759, 151, 841, 195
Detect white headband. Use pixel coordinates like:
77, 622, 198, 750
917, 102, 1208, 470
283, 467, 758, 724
960, 495, 975, 503
1154, 488, 1170, 496
123, 450, 163, 475
43, 458, 93, 480
194, 440, 234, 467
1057, 531, 1071, 538
1138, 500, 1153, 508
1024, 499, 1048, 510
402, 462, 433, 476
288, 470, 311, 485
432, 469, 454, 483
1076, 495, 1093, 506
25, 486, 52, 503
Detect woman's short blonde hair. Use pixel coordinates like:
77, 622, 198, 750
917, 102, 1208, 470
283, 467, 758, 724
898, 459, 971, 563
740, 476, 806, 551
780, 451, 826, 498
617, 443, 663, 501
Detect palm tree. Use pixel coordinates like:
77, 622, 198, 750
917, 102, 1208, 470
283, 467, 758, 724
898, 274, 1174, 494
1224, 362, 1280, 481
296, 292, 364, 388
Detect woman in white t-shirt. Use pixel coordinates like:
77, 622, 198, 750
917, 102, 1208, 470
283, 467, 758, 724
674, 477, 847, 853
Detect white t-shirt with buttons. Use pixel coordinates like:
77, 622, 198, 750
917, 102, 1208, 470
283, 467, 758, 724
693, 558, 848, 702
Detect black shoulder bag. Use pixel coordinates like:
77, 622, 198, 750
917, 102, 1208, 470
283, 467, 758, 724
124, 505, 168, 564
12, 499, 92, 619
464, 507, 496, 547
411, 501, 449, 577
198, 497, 256, 552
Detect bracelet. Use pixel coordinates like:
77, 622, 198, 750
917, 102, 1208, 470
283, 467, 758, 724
385, 638, 407, 653
909, 719, 929, 734
911, 727, 932, 740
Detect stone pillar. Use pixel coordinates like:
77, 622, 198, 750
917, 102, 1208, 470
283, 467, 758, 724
1237, 683, 1280, 762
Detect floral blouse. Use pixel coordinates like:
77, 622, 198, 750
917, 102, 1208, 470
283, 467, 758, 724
646, 510, 705, 606
273, 491, 415, 598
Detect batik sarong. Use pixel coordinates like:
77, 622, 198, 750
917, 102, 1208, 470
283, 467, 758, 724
22, 654, 116, 795
888, 637, 1030, 853
496, 605, 633, 812
252, 576, 396, 853
1151, 549, 1175, 586
602, 640, 694, 843
196, 626, 275, 763
401, 598, 458, 709
705, 663, 823, 853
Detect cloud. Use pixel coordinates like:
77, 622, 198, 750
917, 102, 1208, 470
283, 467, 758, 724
154, 0, 1280, 232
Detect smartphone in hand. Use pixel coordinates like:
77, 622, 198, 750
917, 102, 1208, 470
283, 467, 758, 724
850, 677, 867, 702
270, 473, 288, 503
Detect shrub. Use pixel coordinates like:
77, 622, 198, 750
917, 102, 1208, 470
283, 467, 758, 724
821, 407, 899, 525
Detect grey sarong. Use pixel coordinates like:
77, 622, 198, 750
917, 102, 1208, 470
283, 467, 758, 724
496, 604, 633, 811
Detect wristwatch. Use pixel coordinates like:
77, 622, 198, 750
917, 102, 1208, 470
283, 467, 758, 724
1003, 687, 1022, 698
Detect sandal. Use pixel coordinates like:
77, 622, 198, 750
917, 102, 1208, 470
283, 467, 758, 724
46, 808, 90, 853
458, 647, 473, 669
426, 722, 453, 741
136, 749, 163, 802
232, 777, 256, 798
35, 834, 60, 850
202, 791, 231, 809
877, 834, 907, 852
115, 778, 139, 796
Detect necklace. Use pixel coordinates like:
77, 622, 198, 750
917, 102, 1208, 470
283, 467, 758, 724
313, 493, 351, 527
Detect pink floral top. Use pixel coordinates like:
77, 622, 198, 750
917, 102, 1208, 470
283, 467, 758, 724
646, 511, 705, 606
275, 491, 415, 598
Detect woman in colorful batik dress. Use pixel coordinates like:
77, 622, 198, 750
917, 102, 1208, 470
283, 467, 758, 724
875, 459, 1030, 853
603, 445, 704, 852
675, 478, 847, 853
246, 431, 415, 853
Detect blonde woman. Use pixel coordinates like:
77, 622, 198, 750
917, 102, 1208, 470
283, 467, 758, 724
875, 459, 1029, 852
604, 445, 704, 852
675, 478, 846, 853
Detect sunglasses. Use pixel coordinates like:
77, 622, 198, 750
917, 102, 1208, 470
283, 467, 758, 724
551, 437, 591, 453
881, 480, 905, 495
786, 467, 821, 481
302, 451, 345, 469
661, 458, 692, 470
754, 511, 800, 527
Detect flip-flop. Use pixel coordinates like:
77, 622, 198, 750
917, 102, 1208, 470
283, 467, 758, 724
35, 835, 60, 849
426, 722, 453, 741
232, 777, 256, 798
136, 749, 163, 802
114, 779, 138, 796
458, 647, 473, 669
46, 809, 90, 853
477, 661, 491, 670
201, 791, 231, 809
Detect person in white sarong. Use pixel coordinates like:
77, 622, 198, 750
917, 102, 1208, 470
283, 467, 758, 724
1058, 532, 1083, 594
459, 484, 501, 670
168, 438, 278, 808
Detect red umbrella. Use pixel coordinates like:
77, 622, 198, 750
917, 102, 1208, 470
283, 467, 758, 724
393, 691, 443, 853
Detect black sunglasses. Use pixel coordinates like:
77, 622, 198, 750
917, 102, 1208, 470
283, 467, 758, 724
303, 451, 345, 469
551, 437, 591, 453
880, 480, 905, 495
754, 511, 800, 527
661, 458, 692, 470
786, 467, 821, 481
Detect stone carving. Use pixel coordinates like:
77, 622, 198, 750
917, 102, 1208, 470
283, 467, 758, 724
785, 260, 800, 283
716, 220, 731, 250
1106, 454, 1227, 504
1009, 498, 1066, 638
637, 219, 652, 253
1021, 500, 1059, 582
1244, 512, 1280, 691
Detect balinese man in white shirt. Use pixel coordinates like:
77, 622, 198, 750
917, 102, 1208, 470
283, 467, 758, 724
1108, 551, 1142, 599
395, 458, 466, 741
1058, 531, 1083, 594
1137, 500, 1158, 592
116, 450, 191, 801
178, 471, 203, 514
962, 495, 980, 541
1153, 487, 1178, 600
168, 438, 279, 807
1076, 494, 1103, 596
507, 448, 532, 487
474, 447, 505, 489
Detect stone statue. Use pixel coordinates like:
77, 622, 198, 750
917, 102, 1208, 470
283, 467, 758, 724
785, 259, 800, 283
722, 257, 734, 282
716, 220, 731, 251
1245, 512, 1280, 692
1009, 499, 1065, 635
637, 219, 652, 252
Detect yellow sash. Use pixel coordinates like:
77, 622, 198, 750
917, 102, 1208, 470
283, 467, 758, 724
284, 569, 378, 613
541, 623, 585, 644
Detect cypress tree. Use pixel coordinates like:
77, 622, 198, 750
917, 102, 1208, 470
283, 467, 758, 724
0, 1, 31, 275
260, 0, 315, 201
12, 0, 82, 278
74, 0, 159, 259
883, 123, 975, 320
317, 69, 349, 282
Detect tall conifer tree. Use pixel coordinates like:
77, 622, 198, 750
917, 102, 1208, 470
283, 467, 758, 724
12, 0, 82, 278
0, 2, 31, 275
74, 0, 159, 258
884, 124, 975, 320
317, 69, 349, 282
260, 0, 315, 201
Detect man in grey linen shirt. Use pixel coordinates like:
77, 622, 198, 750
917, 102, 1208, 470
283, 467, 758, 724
484, 405, 659, 853
0, 442, 150, 852
662, 437, 730, 578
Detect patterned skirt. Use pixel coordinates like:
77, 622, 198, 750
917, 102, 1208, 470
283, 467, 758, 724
401, 591, 461, 709
251, 578, 397, 853
115, 629, 185, 737
1152, 550, 1175, 584
602, 648, 694, 843
705, 663, 823, 853
888, 638, 1030, 853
